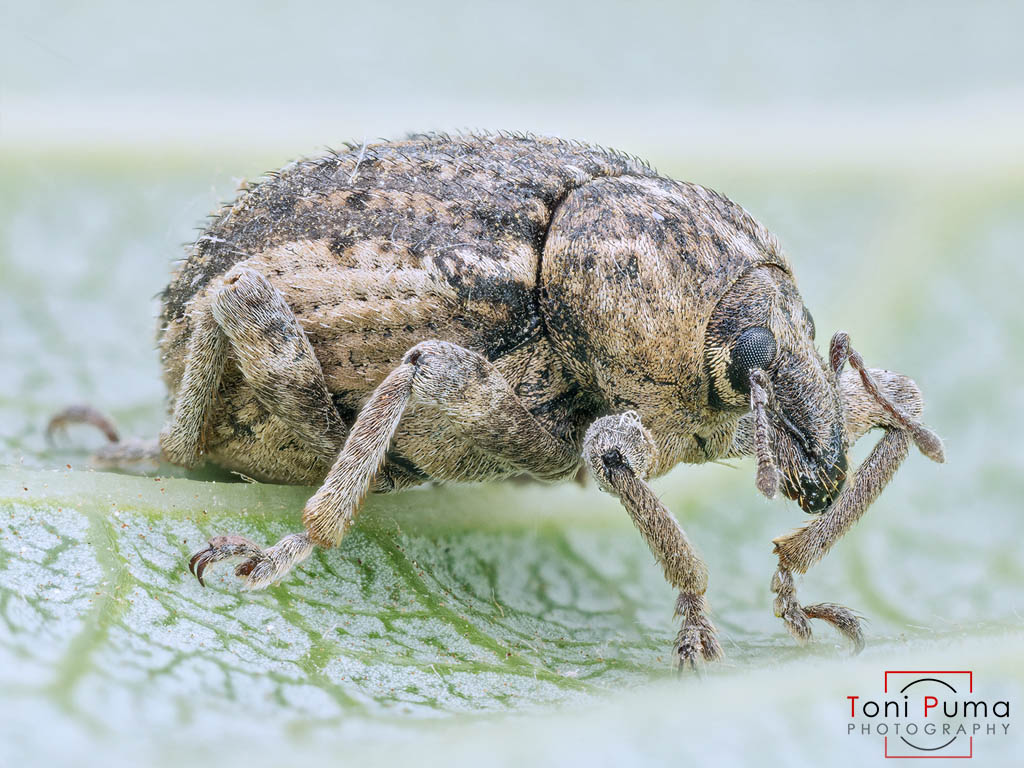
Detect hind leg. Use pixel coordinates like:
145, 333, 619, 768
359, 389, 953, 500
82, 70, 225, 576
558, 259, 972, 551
46, 410, 162, 469
47, 404, 162, 469
161, 265, 346, 469
151, 264, 356, 584
52, 266, 346, 474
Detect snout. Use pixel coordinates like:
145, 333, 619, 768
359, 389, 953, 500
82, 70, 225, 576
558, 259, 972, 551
770, 399, 848, 513
779, 449, 847, 513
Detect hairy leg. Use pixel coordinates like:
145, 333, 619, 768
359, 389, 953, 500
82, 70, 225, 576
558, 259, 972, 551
49, 265, 344, 475
209, 267, 346, 460
771, 427, 910, 652
162, 266, 345, 468
158, 308, 228, 468
47, 404, 161, 468
93, 439, 162, 466
769, 333, 943, 651
47, 404, 120, 443
191, 339, 581, 588
583, 412, 722, 670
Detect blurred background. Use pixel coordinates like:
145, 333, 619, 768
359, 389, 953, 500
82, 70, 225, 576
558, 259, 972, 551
1, 1, 1022, 766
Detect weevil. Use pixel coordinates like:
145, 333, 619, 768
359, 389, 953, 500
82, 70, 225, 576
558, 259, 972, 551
50, 133, 944, 668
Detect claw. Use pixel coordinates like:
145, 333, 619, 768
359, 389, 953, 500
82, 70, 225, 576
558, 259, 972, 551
805, 602, 865, 654
675, 653, 698, 676
673, 592, 723, 671
195, 551, 213, 587
188, 549, 206, 585
772, 568, 865, 653
187, 535, 264, 587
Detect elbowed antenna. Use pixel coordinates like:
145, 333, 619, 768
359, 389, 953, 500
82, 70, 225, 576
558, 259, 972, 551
750, 368, 781, 498
829, 332, 945, 464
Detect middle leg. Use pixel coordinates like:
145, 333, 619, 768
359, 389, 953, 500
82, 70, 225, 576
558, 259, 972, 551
190, 339, 583, 588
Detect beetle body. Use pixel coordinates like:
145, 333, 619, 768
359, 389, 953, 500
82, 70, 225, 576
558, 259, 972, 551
54, 133, 943, 667
159, 135, 785, 488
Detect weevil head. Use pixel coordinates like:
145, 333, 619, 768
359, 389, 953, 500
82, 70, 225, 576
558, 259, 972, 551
705, 266, 847, 512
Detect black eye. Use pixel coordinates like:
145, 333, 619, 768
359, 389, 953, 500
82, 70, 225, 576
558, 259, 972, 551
727, 327, 777, 393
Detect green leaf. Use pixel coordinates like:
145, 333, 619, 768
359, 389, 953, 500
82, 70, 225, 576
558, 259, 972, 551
2, 467, 1021, 767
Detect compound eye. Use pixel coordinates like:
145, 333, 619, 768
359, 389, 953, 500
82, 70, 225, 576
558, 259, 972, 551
727, 327, 777, 393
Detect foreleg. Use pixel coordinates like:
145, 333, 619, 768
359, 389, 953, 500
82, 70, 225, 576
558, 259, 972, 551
583, 412, 722, 670
770, 333, 944, 651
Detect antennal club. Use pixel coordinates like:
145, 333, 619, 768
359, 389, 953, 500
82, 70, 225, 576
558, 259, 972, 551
829, 332, 945, 463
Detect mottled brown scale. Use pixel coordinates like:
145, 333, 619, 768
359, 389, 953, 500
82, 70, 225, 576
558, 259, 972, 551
161, 136, 642, 483
159, 134, 783, 487
541, 174, 790, 475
